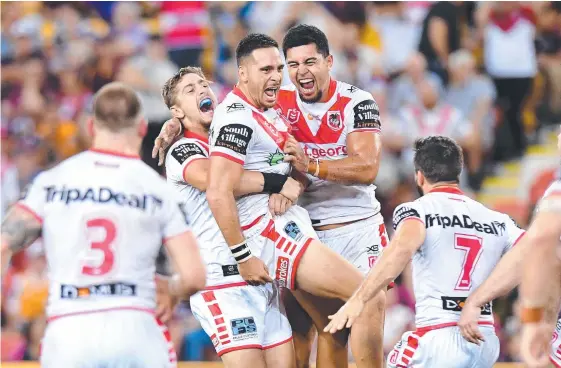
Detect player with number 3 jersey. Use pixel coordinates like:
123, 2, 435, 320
325, 136, 525, 368
1, 83, 206, 368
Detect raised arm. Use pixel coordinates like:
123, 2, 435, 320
1, 205, 42, 277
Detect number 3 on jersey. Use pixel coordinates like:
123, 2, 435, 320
82, 218, 117, 276
454, 234, 483, 291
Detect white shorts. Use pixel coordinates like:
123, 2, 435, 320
41, 307, 176, 368
316, 213, 388, 275
190, 282, 292, 356
243, 205, 318, 290
550, 319, 561, 367
387, 324, 499, 368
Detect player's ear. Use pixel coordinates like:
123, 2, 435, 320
415, 170, 424, 187
326, 54, 333, 70
138, 118, 148, 138
238, 64, 248, 84
170, 106, 185, 120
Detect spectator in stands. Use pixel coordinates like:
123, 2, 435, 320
447, 49, 497, 188
110, 2, 148, 57
117, 35, 178, 171
394, 78, 476, 184
418, 1, 465, 84
535, 2, 561, 123
483, 3, 537, 161
0, 126, 19, 220
368, 2, 419, 79
387, 52, 443, 114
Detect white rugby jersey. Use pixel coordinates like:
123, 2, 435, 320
276, 80, 382, 226
392, 187, 525, 328
15, 149, 191, 318
165, 132, 245, 287
209, 86, 292, 227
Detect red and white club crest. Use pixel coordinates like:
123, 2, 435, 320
286, 108, 301, 124
327, 111, 342, 131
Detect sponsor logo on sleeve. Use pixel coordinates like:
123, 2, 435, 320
215, 124, 253, 155
230, 317, 258, 341
353, 99, 381, 130
392, 206, 421, 230
347, 85, 358, 93
171, 143, 205, 165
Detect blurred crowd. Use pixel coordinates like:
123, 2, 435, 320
1, 1, 560, 364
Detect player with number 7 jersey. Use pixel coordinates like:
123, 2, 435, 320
1, 83, 206, 368
325, 136, 525, 368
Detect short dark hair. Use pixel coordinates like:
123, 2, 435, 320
93, 82, 141, 132
161, 66, 206, 109
236, 33, 279, 66
413, 136, 464, 184
282, 24, 330, 58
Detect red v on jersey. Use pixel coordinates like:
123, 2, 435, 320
252, 111, 288, 150
277, 88, 351, 144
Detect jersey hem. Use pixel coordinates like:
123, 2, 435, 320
47, 306, 154, 323
163, 230, 193, 245
210, 151, 244, 165
15, 202, 43, 224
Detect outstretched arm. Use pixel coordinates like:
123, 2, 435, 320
325, 218, 425, 333
1, 205, 42, 277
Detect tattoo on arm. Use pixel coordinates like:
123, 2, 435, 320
1, 209, 42, 252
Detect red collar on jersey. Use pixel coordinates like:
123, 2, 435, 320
89, 148, 140, 159
232, 85, 264, 111
184, 131, 209, 144
429, 186, 464, 195
320, 79, 338, 103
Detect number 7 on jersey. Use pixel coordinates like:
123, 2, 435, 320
454, 234, 483, 291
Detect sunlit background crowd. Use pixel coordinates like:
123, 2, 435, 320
1, 1, 560, 363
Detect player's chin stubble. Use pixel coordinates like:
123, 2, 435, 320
416, 184, 425, 197
299, 90, 323, 104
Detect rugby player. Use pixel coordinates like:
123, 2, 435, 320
457, 127, 561, 368
325, 136, 525, 368
162, 66, 303, 368
0, 82, 206, 368
278, 24, 387, 368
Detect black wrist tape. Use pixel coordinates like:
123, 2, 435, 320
230, 242, 252, 263
262, 173, 289, 194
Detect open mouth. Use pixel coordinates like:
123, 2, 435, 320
298, 78, 315, 93
264, 87, 279, 99
199, 97, 214, 114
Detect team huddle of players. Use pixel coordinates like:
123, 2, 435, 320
1, 24, 561, 368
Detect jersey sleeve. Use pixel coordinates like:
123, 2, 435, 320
503, 215, 525, 253
392, 201, 425, 231
160, 189, 192, 242
165, 140, 208, 183
15, 172, 48, 223
210, 108, 255, 165
345, 91, 382, 134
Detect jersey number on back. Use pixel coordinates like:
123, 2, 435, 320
82, 218, 117, 276
454, 234, 483, 291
